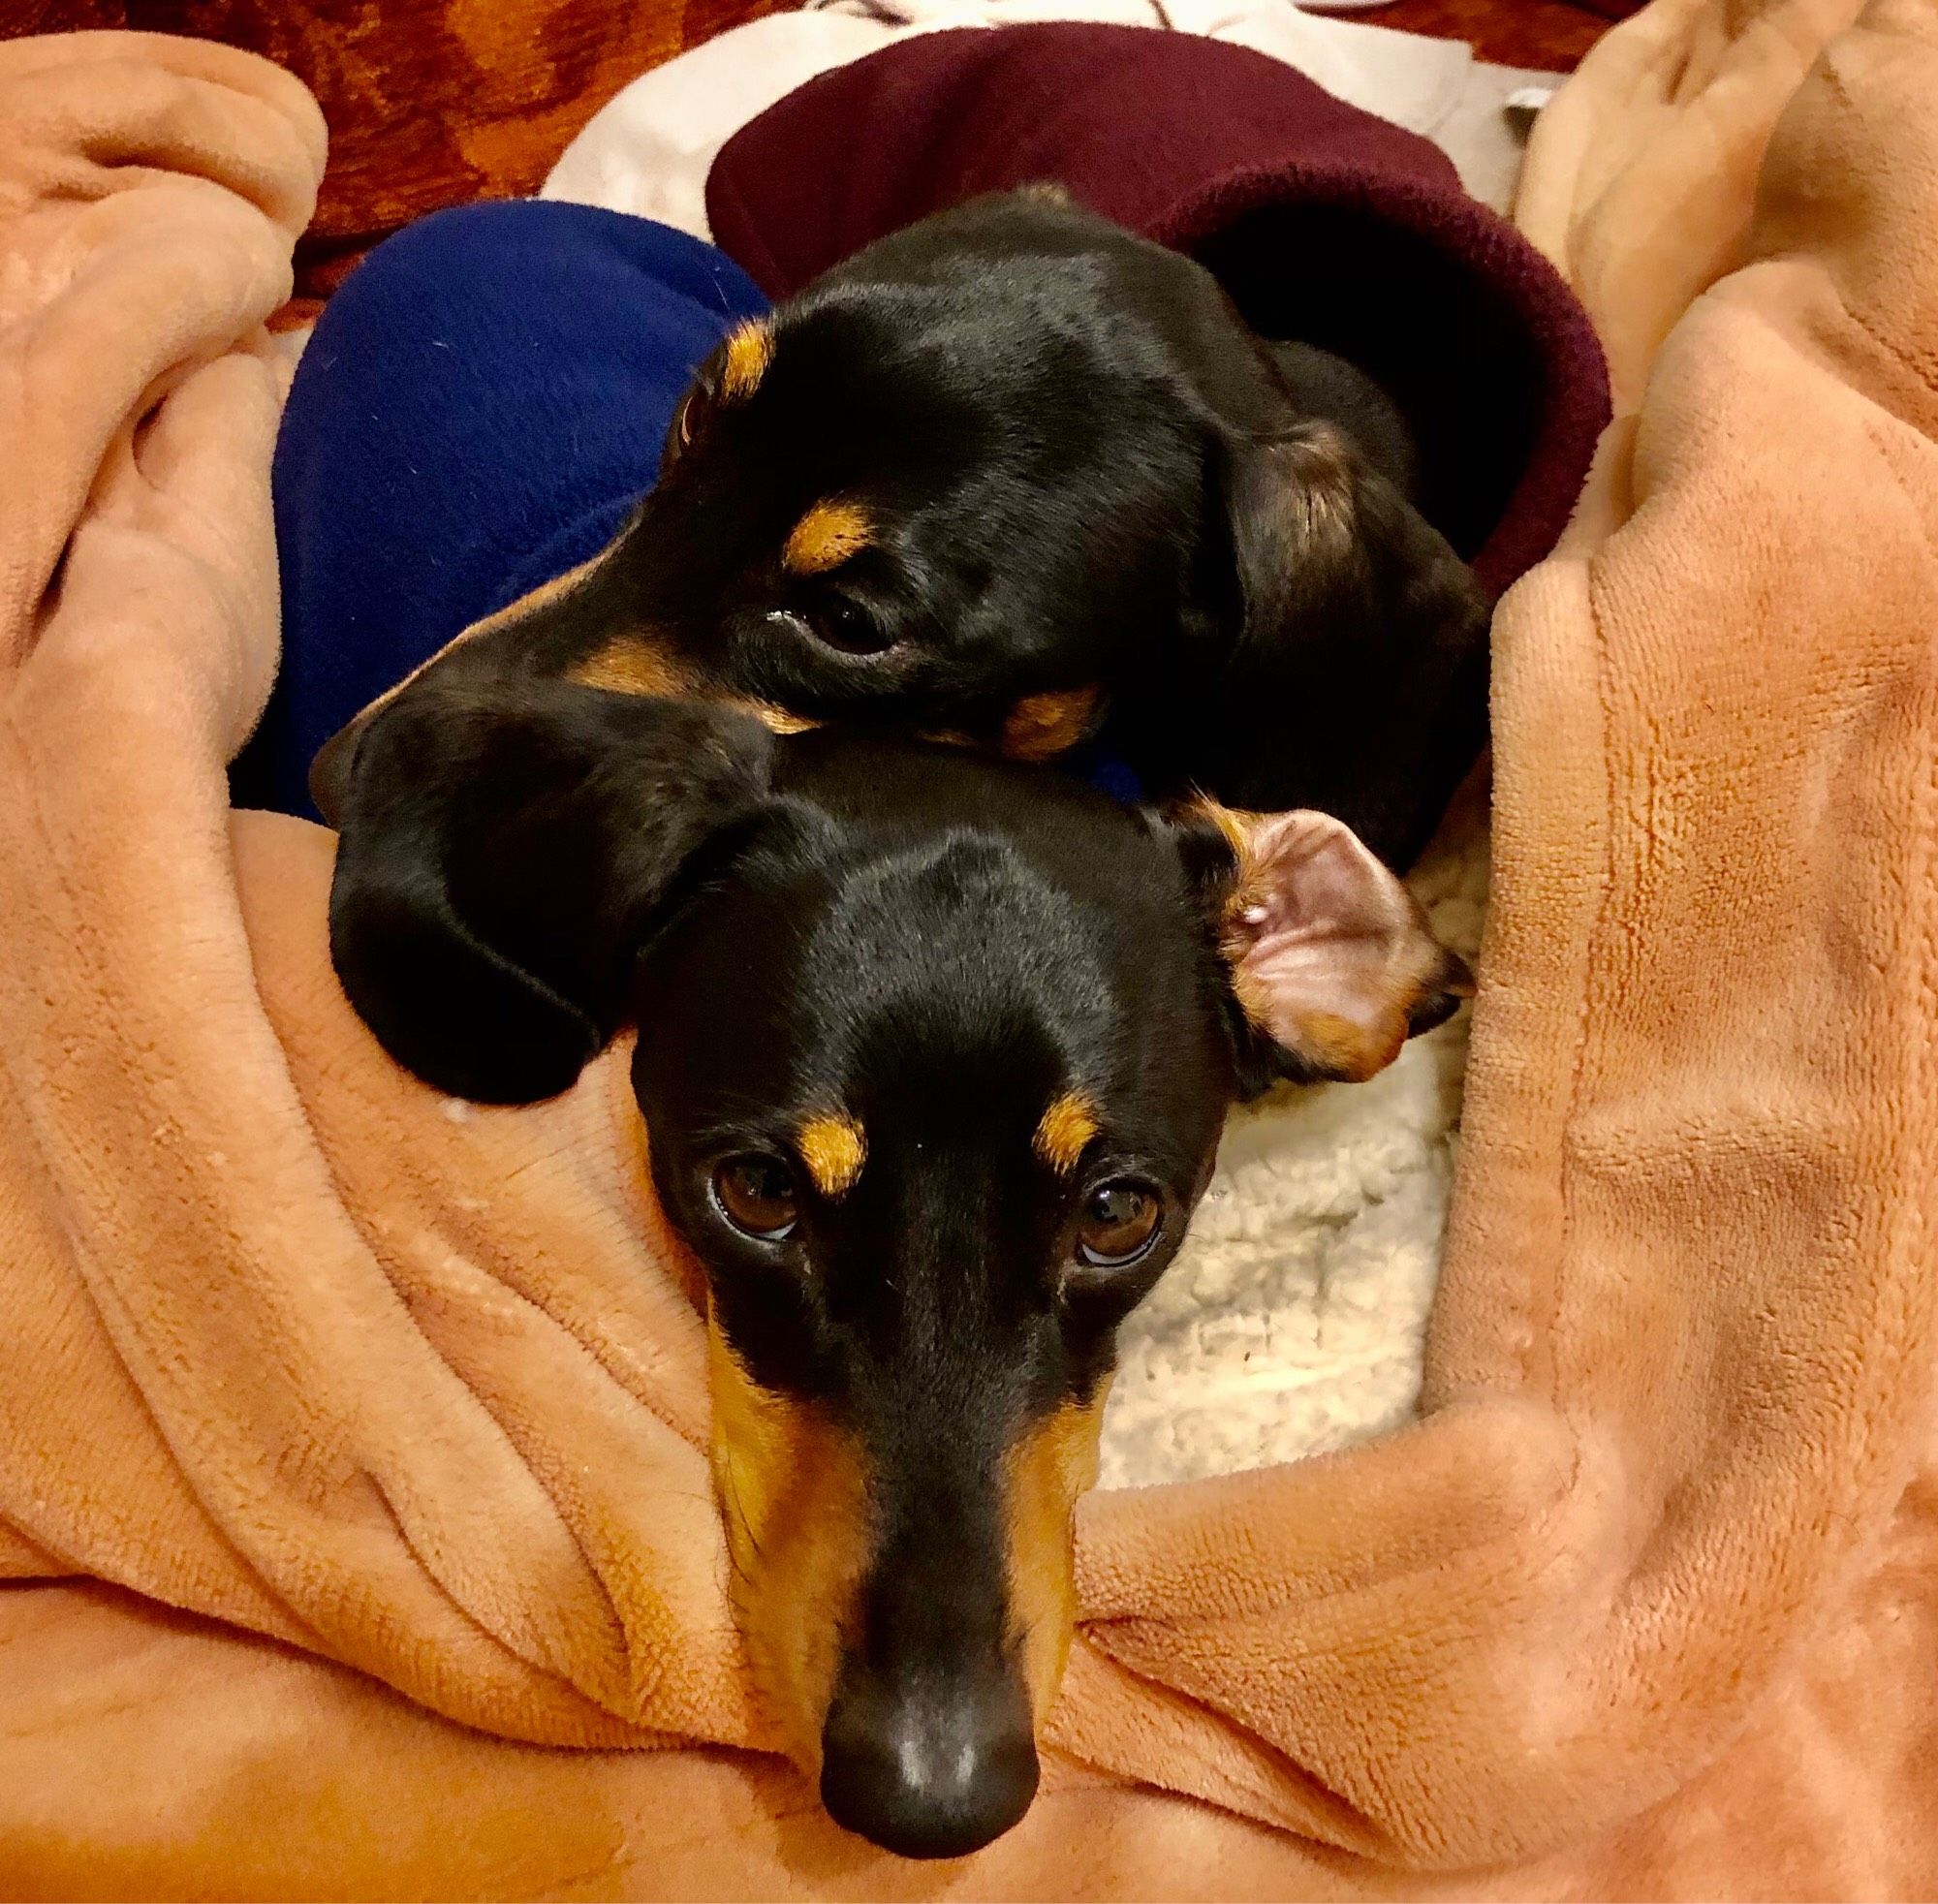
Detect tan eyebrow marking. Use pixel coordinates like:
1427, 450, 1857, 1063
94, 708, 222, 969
720, 320, 773, 401
1033, 1092, 1099, 1176
797, 1112, 866, 1199
783, 500, 871, 576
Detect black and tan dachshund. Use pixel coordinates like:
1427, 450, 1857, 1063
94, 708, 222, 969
325, 669, 1470, 1858
313, 188, 1488, 874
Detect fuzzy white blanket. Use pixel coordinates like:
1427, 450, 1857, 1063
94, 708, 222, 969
1101, 792, 1486, 1485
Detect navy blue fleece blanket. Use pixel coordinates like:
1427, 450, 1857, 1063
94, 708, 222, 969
235, 200, 768, 821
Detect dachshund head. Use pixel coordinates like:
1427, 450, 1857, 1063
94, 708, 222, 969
322, 671, 1471, 1857
313, 190, 1488, 873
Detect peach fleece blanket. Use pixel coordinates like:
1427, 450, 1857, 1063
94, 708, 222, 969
4, 6, 1938, 1897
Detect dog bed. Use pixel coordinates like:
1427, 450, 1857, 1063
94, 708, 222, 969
530, 11, 1554, 1492
4, 2, 1938, 1893
538, 0, 1565, 233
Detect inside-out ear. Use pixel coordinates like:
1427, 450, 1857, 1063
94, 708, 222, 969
1210, 421, 1493, 871
1179, 801, 1474, 1088
328, 669, 773, 1106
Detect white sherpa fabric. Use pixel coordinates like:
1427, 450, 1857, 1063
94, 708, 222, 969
1098, 800, 1487, 1487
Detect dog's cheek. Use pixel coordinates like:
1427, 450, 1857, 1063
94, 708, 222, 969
706, 1317, 872, 1770
570, 632, 820, 740
568, 630, 701, 700
999, 685, 1103, 763
1003, 1387, 1110, 1724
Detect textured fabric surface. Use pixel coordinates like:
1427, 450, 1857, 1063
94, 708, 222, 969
1377, 0, 1614, 60
232, 201, 768, 820
160, 0, 788, 300
0, 28, 736, 1754
7, 3, 1938, 1895
705, 22, 1612, 602
0, 0, 787, 300
4, 0, 1623, 71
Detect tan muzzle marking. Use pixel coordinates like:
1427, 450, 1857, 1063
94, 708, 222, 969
1003, 1392, 1109, 1723
707, 1319, 872, 1770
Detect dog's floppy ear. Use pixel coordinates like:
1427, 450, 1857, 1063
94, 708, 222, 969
1173, 800, 1473, 1090
327, 673, 774, 1105
1222, 420, 1485, 657
1207, 421, 1492, 867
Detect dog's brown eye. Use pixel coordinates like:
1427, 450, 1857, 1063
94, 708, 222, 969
1074, 1180, 1162, 1267
814, 603, 892, 656
711, 1154, 798, 1241
766, 603, 893, 658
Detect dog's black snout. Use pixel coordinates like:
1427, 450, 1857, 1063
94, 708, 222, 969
819, 1658, 1039, 1859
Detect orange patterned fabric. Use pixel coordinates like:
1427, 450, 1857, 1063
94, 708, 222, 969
1, 0, 1619, 306
6, 0, 126, 27
93, 0, 786, 298
1376, 0, 1614, 65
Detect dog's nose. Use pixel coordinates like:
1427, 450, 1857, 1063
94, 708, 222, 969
819, 1661, 1039, 1859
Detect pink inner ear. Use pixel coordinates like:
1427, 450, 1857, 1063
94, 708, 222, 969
1223, 810, 1467, 1081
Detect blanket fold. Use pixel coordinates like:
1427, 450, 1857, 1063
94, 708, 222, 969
4, 5, 1938, 1895
0, 30, 744, 1756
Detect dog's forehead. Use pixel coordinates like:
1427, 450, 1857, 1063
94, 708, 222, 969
629, 740, 1231, 1185
775, 749, 1180, 976
672, 291, 1190, 608
768, 835, 1213, 1134
756, 823, 1119, 1079
743, 293, 1046, 470
663, 314, 979, 574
